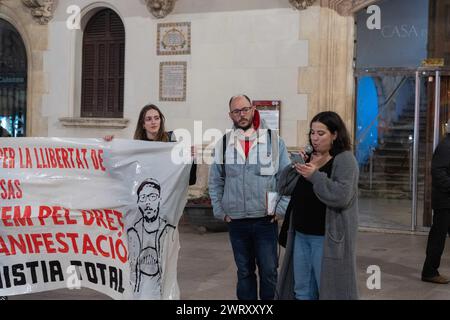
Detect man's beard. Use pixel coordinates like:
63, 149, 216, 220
144, 213, 158, 224
139, 207, 158, 223
234, 118, 253, 131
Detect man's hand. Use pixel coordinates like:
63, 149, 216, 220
224, 215, 232, 223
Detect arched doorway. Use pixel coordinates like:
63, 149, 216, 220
0, 18, 27, 137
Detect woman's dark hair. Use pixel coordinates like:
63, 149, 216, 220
134, 104, 169, 142
309, 111, 352, 156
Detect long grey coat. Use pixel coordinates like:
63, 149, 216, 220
276, 151, 359, 300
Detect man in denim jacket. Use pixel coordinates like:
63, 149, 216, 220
208, 94, 290, 300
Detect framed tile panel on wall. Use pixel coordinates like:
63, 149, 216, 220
157, 22, 191, 55
159, 61, 187, 101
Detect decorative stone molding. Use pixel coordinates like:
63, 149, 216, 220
59, 117, 130, 129
21, 0, 56, 24
289, 0, 316, 10
288, 0, 384, 15
321, 0, 382, 16
145, 0, 176, 19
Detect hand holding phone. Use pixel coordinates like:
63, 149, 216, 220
291, 152, 305, 165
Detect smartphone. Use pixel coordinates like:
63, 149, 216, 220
291, 152, 305, 165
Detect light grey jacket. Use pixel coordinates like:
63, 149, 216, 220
208, 121, 291, 220
276, 151, 359, 300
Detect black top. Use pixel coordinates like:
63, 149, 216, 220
431, 134, 450, 209
0, 127, 10, 137
292, 158, 334, 236
143, 131, 197, 185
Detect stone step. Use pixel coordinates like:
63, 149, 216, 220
376, 141, 426, 148
375, 148, 411, 156
358, 188, 425, 200
382, 123, 425, 131
380, 137, 426, 144
383, 131, 426, 138
369, 156, 426, 165
359, 188, 412, 199
360, 173, 422, 181
358, 182, 424, 191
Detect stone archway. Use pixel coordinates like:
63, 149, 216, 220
0, 1, 52, 137
0, 18, 27, 137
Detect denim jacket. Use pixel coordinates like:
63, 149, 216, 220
208, 124, 291, 221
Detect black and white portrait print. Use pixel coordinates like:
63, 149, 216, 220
127, 178, 175, 296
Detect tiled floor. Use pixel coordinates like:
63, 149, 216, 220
8, 223, 450, 300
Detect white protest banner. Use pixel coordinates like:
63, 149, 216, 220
0, 138, 191, 299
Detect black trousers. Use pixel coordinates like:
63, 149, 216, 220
422, 208, 450, 277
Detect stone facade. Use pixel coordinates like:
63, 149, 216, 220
0, 0, 384, 146
0, 0, 387, 200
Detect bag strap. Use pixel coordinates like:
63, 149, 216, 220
221, 132, 231, 177
167, 131, 177, 142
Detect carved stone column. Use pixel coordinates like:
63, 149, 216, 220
145, 0, 177, 19
21, 0, 56, 25
297, 6, 355, 145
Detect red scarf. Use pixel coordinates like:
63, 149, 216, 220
240, 110, 261, 159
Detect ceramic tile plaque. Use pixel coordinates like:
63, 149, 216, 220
157, 22, 191, 55
159, 61, 187, 101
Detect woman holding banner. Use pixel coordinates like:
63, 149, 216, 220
105, 104, 196, 299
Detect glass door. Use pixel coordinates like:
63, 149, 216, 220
356, 69, 450, 231
356, 74, 423, 230
418, 69, 450, 230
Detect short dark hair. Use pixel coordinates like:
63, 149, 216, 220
309, 111, 352, 156
137, 178, 161, 198
228, 94, 252, 109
